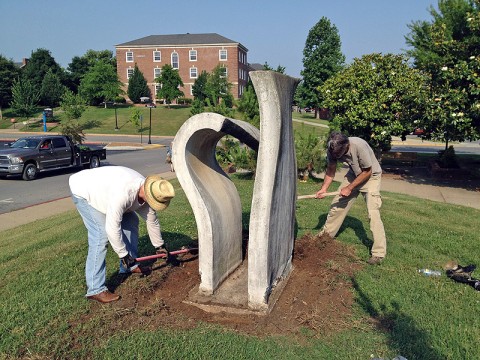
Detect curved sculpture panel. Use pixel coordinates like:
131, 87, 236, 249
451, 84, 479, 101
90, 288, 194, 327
173, 113, 260, 295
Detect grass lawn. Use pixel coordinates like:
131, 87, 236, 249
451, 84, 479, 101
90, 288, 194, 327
1, 105, 332, 139
1, 176, 479, 359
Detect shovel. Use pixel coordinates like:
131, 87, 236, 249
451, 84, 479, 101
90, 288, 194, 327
297, 191, 339, 200
135, 247, 198, 262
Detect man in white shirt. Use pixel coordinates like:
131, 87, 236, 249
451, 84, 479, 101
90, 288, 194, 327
69, 166, 175, 303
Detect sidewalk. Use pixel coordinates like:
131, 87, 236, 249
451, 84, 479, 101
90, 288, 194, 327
1, 167, 478, 232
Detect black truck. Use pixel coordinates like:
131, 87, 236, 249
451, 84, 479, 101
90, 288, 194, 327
0, 135, 107, 180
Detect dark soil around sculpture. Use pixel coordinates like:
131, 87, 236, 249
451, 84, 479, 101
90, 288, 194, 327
72, 233, 364, 340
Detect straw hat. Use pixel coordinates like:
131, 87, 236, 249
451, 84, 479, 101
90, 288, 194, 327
143, 175, 175, 211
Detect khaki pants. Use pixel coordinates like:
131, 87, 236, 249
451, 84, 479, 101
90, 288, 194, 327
322, 173, 387, 257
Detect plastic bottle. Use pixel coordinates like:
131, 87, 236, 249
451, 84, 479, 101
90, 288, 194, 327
418, 268, 442, 276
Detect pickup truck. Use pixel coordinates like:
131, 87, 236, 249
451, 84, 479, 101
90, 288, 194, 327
0, 135, 107, 180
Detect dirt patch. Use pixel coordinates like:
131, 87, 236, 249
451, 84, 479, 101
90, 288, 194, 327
74, 234, 363, 340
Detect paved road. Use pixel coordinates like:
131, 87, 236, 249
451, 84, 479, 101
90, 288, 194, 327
0, 145, 172, 214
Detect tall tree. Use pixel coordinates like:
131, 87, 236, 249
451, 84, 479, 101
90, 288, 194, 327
301, 17, 345, 118
320, 53, 429, 154
60, 90, 86, 120
22, 48, 64, 94
0, 55, 20, 108
66, 49, 116, 92
406, 0, 480, 148
10, 77, 40, 120
205, 65, 232, 106
155, 64, 184, 106
127, 64, 150, 103
192, 70, 208, 104
40, 69, 66, 107
79, 61, 123, 106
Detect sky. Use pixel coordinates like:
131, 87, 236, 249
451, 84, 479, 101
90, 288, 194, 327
0, 0, 439, 78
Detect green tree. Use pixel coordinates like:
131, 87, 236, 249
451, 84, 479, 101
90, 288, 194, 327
406, 0, 480, 148
0, 55, 20, 109
40, 69, 66, 107
192, 70, 208, 104
237, 80, 259, 127
22, 48, 64, 95
205, 65, 232, 106
66, 50, 116, 93
10, 77, 40, 121
295, 126, 327, 181
79, 61, 123, 106
60, 120, 85, 144
60, 90, 86, 120
129, 107, 142, 132
262, 62, 286, 74
320, 53, 429, 154
127, 64, 150, 103
190, 98, 205, 116
155, 64, 184, 106
301, 17, 345, 118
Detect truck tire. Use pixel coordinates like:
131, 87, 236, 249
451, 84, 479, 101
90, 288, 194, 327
89, 155, 100, 169
23, 163, 38, 180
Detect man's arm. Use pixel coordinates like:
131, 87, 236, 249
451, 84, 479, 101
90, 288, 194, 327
340, 167, 372, 197
316, 162, 337, 198
137, 206, 163, 248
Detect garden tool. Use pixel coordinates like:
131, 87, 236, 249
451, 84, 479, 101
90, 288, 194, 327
297, 191, 339, 200
135, 247, 198, 262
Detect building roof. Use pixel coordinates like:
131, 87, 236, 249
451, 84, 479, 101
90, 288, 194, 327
248, 63, 264, 71
116, 33, 248, 51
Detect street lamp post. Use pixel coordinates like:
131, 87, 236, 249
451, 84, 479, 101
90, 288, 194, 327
114, 105, 118, 131
148, 107, 152, 144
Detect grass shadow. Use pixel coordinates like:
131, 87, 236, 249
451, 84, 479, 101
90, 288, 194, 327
352, 278, 444, 359
81, 119, 102, 130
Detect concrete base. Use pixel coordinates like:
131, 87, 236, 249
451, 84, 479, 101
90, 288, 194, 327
184, 261, 293, 316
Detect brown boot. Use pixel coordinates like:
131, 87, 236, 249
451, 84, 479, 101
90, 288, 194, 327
87, 290, 120, 303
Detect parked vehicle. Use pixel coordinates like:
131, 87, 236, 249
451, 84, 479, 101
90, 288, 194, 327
0, 135, 107, 180
145, 102, 156, 108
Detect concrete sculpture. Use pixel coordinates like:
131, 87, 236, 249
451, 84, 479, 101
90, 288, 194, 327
173, 71, 299, 312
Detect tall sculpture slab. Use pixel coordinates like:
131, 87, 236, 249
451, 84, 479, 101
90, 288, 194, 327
248, 71, 300, 310
173, 113, 260, 295
174, 71, 299, 312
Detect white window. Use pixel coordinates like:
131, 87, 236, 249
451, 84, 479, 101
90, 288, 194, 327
220, 67, 227, 78
153, 51, 161, 62
190, 85, 193, 96
189, 50, 197, 61
190, 67, 198, 79
219, 49, 227, 61
155, 84, 161, 95
126, 51, 133, 62
171, 52, 179, 69
154, 68, 161, 79
127, 68, 134, 79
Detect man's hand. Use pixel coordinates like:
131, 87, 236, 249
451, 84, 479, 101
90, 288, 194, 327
340, 186, 352, 197
121, 254, 137, 269
315, 189, 327, 199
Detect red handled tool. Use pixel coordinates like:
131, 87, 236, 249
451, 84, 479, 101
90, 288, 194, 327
135, 248, 198, 262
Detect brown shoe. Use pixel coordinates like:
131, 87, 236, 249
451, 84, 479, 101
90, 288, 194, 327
87, 290, 120, 303
131, 265, 152, 275
367, 256, 384, 265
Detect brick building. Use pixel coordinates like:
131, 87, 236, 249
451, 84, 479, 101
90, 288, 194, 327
115, 33, 249, 102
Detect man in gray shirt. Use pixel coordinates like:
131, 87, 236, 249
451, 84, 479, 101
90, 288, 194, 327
316, 132, 386, 265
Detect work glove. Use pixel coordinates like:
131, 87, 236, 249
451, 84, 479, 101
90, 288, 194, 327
155, 246, 168, 256
121, 254, 137, 269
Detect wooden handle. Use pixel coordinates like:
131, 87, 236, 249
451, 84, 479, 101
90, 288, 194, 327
297, 191, 339, 200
